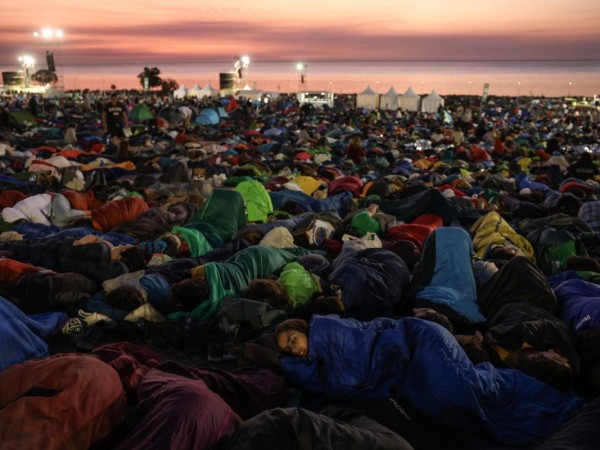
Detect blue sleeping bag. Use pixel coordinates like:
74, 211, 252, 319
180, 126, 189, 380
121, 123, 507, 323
0, 296, 67, 373
413, 227, 485, 323
554, 278, 600, 333
270, 190, 353, 218
281, 315, 584, 446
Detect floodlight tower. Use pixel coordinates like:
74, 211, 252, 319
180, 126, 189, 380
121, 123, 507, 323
234, 55, 250, 89
34, 28, 65, 89
18, 55, 35, 88
296, 63, 307, 92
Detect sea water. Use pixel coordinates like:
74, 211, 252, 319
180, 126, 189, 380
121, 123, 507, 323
62, 60, 599, 98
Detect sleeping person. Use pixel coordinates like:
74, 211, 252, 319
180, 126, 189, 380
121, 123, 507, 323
275, 315, 583, 447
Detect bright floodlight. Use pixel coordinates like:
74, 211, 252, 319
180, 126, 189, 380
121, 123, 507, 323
36, 28, 63, 40
241, 55, 250, 65
296, 63, 304, 71
18, 55, 35, 68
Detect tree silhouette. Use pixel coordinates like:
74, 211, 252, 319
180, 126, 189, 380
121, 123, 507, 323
137, 67, 162, 89
161, 78, 179, 94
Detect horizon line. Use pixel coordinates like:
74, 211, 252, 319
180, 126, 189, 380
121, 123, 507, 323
53, 58, 600, 67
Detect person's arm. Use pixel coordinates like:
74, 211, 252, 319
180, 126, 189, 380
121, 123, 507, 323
101, 109, 107, 130
73, 234, 113, 248
121, 110, 129, 128
455, 331, 483, 348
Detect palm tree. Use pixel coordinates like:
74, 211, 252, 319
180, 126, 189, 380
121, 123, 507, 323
137, 67, 162, 90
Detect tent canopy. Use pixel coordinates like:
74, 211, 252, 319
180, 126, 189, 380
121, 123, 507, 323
129, 103, 154, 121
358, 85, 377, 96
158, 107, 185, 126
195, 108, 220, 125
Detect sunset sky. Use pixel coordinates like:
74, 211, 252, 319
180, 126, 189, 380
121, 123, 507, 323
1, 0, 599, 69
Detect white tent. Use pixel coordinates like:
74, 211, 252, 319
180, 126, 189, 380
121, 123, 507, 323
421, 90, 445, 113
173, 84, 187, 100
398, 86, 420, 112
356, 85, 379, 110
196, 83, 219, 99
380, 86, 399, 110
187, 83, 202, 98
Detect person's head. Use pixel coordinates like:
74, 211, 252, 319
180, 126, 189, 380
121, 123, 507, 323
169, 277, 209, 311
412, 307, 454, 333
119, 246, 150, 272
575, 328, 600, 393
487, 246, 518, 261
236, 228, 263, 245
566, 255, 600, 273
105, 285, 146, 312
275, 318, 309, 357
110, 93, 119, 104
244, 279, 292, 311
293, 295, 344, 322
518, 348, 573, 391
578, 151, 594, 164
575, 328, 600, 364
162, 234, 182, 256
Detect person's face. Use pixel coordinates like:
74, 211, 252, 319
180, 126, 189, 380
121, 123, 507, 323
525, 350, 570, 368
412, 307, 437, 318
277, 329, 308, 357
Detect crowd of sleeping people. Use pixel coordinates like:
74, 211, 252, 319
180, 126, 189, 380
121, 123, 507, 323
3, 193, 600, 447
2, 95, 600, 447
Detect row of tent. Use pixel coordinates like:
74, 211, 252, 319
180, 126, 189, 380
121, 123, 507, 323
175, 82, 444, 114
173, 83, 220, 100
357, 86, 445, 113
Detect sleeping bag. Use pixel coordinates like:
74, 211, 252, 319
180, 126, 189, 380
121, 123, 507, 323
281, 315, 583, 446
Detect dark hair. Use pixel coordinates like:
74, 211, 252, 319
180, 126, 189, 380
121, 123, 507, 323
236, 228, 263, 245
169, 278, 209, 311
105, 285, 146, 311
162, 235, 181, 256
487, 246, 517, 261
566, 256, 600, 273
120, 247, 150, 272
578, 151, 594, 163
416, 311, 454, 333
244, 279, 291, 310
292, 295, 344, 321
575, 328, 600, 364
519, 354, 573, 392
274, 318, 309, 339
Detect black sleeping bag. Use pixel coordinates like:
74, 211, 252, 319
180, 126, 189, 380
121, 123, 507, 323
220, 406, 414, 450
329, 248, 410, 321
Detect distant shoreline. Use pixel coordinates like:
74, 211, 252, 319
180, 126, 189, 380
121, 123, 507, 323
3, 60, 599, 97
